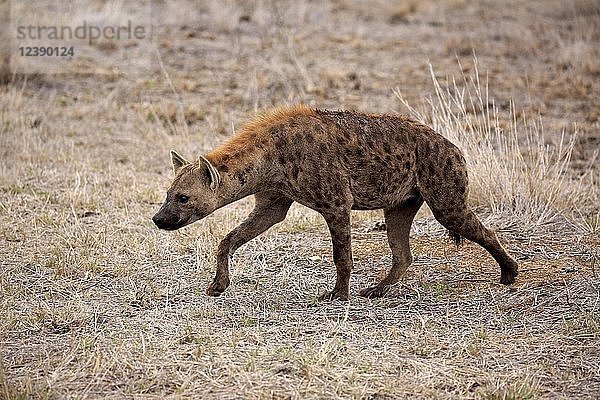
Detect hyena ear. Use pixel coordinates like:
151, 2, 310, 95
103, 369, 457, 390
170, 150, 189, 174
198, 155, 221, 191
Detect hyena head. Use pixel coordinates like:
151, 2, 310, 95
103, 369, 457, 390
152, 150, 221, 231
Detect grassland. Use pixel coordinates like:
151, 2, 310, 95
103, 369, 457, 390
1, 0, 598, 399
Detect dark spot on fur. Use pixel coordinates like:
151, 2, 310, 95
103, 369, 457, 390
444, 159, 453, 174
290, 164, 300, 179
428, 163, 435, 175
314, 200, 327, 209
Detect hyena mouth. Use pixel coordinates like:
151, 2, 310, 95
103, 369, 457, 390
169, 217, 192, 230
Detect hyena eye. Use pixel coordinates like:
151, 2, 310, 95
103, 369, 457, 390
178, 195, 190, 204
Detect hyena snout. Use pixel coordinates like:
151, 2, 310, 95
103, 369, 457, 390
152, 212, 174, 230
152, 207, 185, 231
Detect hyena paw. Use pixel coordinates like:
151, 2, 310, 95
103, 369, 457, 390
359, 285, 390, 298
318, 287, 349, 301
500, 265, 518, 285
206, 279, 229, 297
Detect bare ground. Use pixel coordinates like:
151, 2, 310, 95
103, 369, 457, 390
1, 0, 599, 399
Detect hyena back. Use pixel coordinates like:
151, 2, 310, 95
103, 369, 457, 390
152, 105, 519, 300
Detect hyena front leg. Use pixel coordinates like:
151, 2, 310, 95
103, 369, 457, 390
319, 210, 353, 301
207, 191, 293, 296
360, 197, 423, 298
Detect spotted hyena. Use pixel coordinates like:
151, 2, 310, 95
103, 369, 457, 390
152, 105, 518, 300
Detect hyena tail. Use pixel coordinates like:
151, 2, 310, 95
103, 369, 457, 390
448, 230, 464, 247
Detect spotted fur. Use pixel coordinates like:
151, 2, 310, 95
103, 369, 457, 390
153, 105, 519, 300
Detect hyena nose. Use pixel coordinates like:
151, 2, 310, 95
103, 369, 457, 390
152, 214, 165, 229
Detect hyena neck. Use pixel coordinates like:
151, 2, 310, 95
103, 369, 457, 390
206, 149, 274, 205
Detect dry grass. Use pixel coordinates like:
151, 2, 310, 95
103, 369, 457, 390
1, 0, 599, 399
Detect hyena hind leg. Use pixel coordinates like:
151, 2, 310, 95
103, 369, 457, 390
359, 198, 424, 298
433, 208, 518, 284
